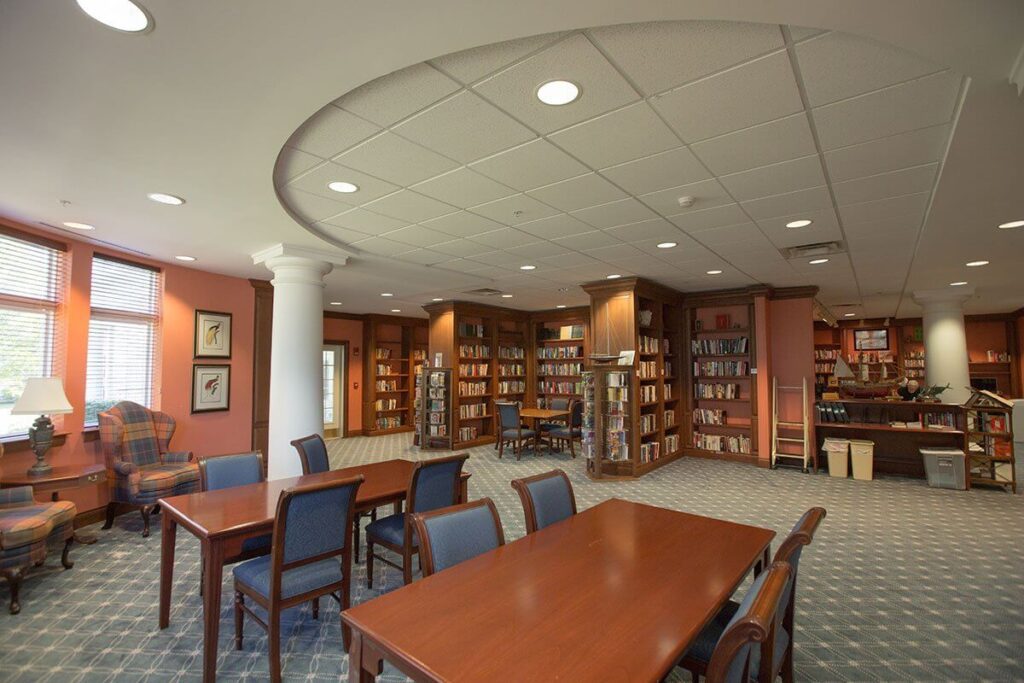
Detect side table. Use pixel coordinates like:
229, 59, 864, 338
0, 463, 107, 544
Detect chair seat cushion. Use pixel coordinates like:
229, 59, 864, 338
233, 555, 342, 600
138, 463, 199, 493
683, 599, 790, 678
549, 427, 581, 439
242, 534, 272, 553
0, 501, 76, 550
501, 428, 536, 439
538, 422, 564, 433
365, 513, 417, 548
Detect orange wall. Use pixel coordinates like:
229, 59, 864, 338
0, 219, 255, 513
769, 298, 815, 454
323, 316, 364, 433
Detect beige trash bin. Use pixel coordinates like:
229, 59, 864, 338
849, 439, 875, 481
822, 438, 850, 478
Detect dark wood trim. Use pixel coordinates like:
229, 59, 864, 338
323, 338, 350, 438
422, 300, 531, 320
0, 222, 69, 251
0, 432, 68, 453
323, 310, 368, 322
770, 286, 819, 300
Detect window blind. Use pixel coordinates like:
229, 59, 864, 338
0, 229, 67, 437
84, 255, 161, 426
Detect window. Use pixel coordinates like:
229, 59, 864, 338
84, 255, 161, 426
0, 229, 67, 437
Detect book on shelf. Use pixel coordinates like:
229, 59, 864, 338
458, 322, 485, 338
693, 408, 725, 425
459, 403, 488, 419
374, 398, 399, 411
375, 380, 399, 392
664, 409, 675, 427
375, 348, 393, 359
639, 441, 660, 463
984, 350, 1011, 362
537, 345, 583, 359
558, 324, 585, 340
540, 380, 583, 395
458, 426, 479, 442
695, 383, 741, 399
638, 360, 658, 379
538, 361, 583, 376
375, 416, 403, 430
693, 432, 751, 454
665, 433, 680, 455
694, 360, 749, 376
459, 344, 490, 359
639, 385, 657, 403
639, 335, 659, 353
376, 363, 400, 375
691, 337, 749, 355
499, 363, 525, 376
458, 381, 488, 397
498, 380, 525, 394
498, 346, 525, 359
459, 363, 490, 377
640, 413, 658, 433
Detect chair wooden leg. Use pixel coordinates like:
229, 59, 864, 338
311, 597, 319, 620
402, 545, 413, 585
781, 643, 794, 683
366, 541, 374, 589
101, 502, 117, 530
689, 668, 700, 683
199, 555, 204, 596
353, 514, 362, 563
498, 437, 504, 459
140, 505, 154, 538
2, 567, 23, 614
569, 435, 576, 458
61, 537, 74, 569
268, 606, 282, 683
234, 590, 244, 650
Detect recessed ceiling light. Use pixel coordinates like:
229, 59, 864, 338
786, 219, 813, 228
809, 258, 829, 265
606, 274, 622, 279
62, 221, 95, 231
328, 181, 359, 193
501, 294, 513, 298
556, 305, 567, 309
536, 80, 579, 106
966, 260, 989, 267
706, 270, 723, 275
950, 281, 968, 286
381, 292, 393, 297
76, 0, 150, 33
329, 301, 342, 306
520, 265, 536, 271
432, 297, 443, 302
998, 220, 1024, 229
390, 309, 401, 313
657, 242, 677, 249
174, 255, 196, 262
147, 192, 184, 206
844, 313, 856, 317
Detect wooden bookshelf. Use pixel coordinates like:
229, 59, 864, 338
532, 308, 589, 410
963, 390, 1017, 493
362, 314, 427, 436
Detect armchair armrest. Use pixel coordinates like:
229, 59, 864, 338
0, 485, 35, 509
110, 461, 139, 477
162, 451, 194, 464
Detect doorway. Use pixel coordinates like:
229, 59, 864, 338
322, 343, 347, 438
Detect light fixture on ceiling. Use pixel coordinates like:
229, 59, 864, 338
328, 181, 359, 194
174, 255, 196, 262
966, 260, 989, 267
390, 309, 401, 313
786, 219, 813, 228
556, 305, 567, 309
76, 0, 151, 33
147, 192, 184, 206
432, 297, 443, 302
844, 313, 856, 317
520, 265, 536, 271
706, 269, 722, 275
536, 80, 579, 106
501, 294, 513, 298
329, 301, 342, 306
657, 242, 677, 249
380, 292, 393, 297
62, 221, 95, 231
998, 220, 1024, 229
809, 258, 829, 265
950, 281, 968, 286
606, 274, 621, 279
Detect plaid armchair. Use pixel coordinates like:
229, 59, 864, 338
0, 486, 76, 614
99, 401, 198, 537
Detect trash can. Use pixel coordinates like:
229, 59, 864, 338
920, 447, 967, 490
849, 439, 875, 481
822, 438, 849, 478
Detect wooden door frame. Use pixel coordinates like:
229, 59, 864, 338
323, 339, 350, 438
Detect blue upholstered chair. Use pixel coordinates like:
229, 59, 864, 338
679, 508, 826, 683
537, 397, 570, 434
411, 498, 504, 577
545, 400, 583, 458
233, 475, 364, 681
495, 402, 537, 460
291, 433, 376, 562
365, 453, 469, 587
510, 469, 577, 534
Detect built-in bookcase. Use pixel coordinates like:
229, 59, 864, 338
534, 317, 586, 409
363, 315, 427, 436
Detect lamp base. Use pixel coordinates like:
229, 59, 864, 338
26, 415, 55, 477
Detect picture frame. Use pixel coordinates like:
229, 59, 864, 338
854, 329, 889, 351
192, 364, 230, 413
194, 310, 232, 359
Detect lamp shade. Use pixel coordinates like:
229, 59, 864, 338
11, 378, 74, 415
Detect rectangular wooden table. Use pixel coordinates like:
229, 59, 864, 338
342, 498, 774, 682
158, 458, 469, 683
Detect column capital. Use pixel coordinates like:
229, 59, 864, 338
252, 243, 351, 268
252, 243, 349, 287
912, 288, 974, 311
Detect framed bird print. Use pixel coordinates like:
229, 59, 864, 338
192, 365, 230, 413
194, 310, 232, 358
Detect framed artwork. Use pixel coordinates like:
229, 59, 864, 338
194, 310, 232, 359
854, 329, 889, 351
192, 365, 230, 413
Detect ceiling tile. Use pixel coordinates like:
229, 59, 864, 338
757, 207, 843, 248
436, 258, 495, 274
740, 186, 833, 221
286, 105, 382, 159
431, 238, 495, 258
363, 190, 455, 223
630, 234, 702, 255
394, 248, 449, 266
696, 222, 765, 247
334, 132, 458, 186
517, 213, 595, 240
526, 173, 626, 212
351, 236, 415, 257
286, 161, 399, 204
838, 191, 930, 225
473, 34, 639, 134
467, 227, 540, 249
843, 214, 923, 238
430, 32, 570, 84
277, 186, 353, 223
467, 250, 522, 268
551, 230, 622, 250
421, 211, 504, 237
274, 147, 323, 186
583, 242, 647, 260
651, 51, 803, 143
538, 251, 602, 268
812, 71, 961, 150
788, 26, 828, 42
796, 31, 943, 107
470, 138, 589, 191
824, 125, 950, 182
640, 179, 732, 216
312, 221, 372, 246
571, 198, 659, 229
599, 147, 711, 195
411, 167, 515, 208
469, 193, 559, 225
548, 102, 679, 169
503, 241, 572, 259
604, 218, 685, 243
833, 163, 938, 206
690, 114, 816, 175
393, 91, 535, 164
321, 207, 409, 236
381, 224, 458, 248
667, 203, 750, 233
334, 63, 461, 127
718, 155, 826, 201
589, 20, 783, 96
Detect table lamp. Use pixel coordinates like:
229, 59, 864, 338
11, 377, 73, 476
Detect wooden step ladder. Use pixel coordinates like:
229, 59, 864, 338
771, 377, 811, 472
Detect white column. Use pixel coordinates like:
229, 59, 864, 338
254, 244, 349, 479
913, 289, 973, 405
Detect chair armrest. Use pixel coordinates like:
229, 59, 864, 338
110, 461, 139, 477
162, 451, 194, 464
0, 485, 34, 509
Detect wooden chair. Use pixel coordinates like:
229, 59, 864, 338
510, 469, 577, 534
366, 453, 469, 587
411, 498, 504, 578
291, 433, 376, 562
495, 402, 538, 460
544, 399, 583, 457
233, 475, 364, 682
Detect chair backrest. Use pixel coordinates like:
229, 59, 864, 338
99, 401, 163, 467
548, 398, 570, 412
510, 469, 577, 534
291, 434, 330, 474
495, 402, 520, 431
773, 507, 826, 639
411, 498, 505, 577
569, 399, 584, 429
705, 561, 793, 683
408, 453, 470, 514
198, 451, 265, 492
270, 475, 364, 584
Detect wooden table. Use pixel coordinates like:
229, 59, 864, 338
519, 407, 569, 455
0, 463, 106, 544
343, 498, 774, 682
158, 459, 469, 683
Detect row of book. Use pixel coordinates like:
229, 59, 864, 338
695, 382, 741, 400
459, 381, 488, 397
540, 380, 584, 395
694, 361, 749, 377
816, 402, 850, 423
425, 424, 448, 436
664, 384, 673, 400
923, 412, 958, 429
639, 335, 660, 354
814, 362, 836, 373
538, 325, 584, 341
664, 409, 675, 428
639, 441, 660, 463
638, 361, 658, 379
413, 349, 427, 361
814, 348, 838, 360
458, 426, 478, 442
375, 380, 399, 392
498, 380, 525, 394
665, 433, 680, 455
537, 345, 583, 359
458, 323, 486, 338
538, 362, 582, 376
498, 346, 525, 359
693, 408, 726, 425
499, 364, 525, 376
375, 347, 394, 359
984, 350, 1011, 362
640, 384, 657, 403
640, 413, 657, 434
375, 416, 404, 430
459, 344, 489, 359
375, 363, 400, 376
374, 399, 399, 411
426, 399, 446, 412
693, 432, 751, 454
691, 337, 748, 355
460, 363, 489, 377
459, 403, 487, 419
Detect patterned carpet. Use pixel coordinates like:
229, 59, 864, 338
1, 434, 1022, 682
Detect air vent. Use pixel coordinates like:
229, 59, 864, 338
462, 287, 505, 297
37, 222, 152, 257
780, 241, 845, 260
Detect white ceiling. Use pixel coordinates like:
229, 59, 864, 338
1, 1, 1023, 318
